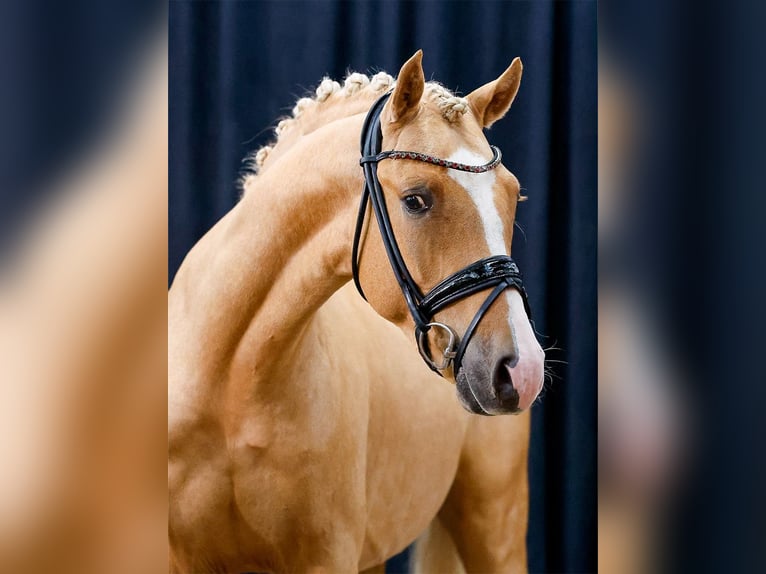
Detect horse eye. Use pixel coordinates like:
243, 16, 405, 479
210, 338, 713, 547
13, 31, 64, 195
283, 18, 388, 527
402, 194, 429, 214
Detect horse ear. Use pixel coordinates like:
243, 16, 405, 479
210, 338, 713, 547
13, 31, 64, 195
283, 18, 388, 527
467, 57, 523, 128
389, 50, 425, 124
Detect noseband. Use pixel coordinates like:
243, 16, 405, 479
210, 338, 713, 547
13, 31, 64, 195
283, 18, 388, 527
352, 92, 531, 377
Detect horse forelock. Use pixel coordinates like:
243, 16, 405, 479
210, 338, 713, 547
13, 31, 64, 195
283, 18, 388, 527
239, 71, 470, 194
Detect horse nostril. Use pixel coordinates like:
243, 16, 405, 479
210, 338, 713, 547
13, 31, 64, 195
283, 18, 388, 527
493, 357, 519, 408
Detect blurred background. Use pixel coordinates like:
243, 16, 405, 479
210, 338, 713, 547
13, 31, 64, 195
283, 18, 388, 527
170, 2, 596, 573
600, 0, 766, 573
0, 1, 167, 573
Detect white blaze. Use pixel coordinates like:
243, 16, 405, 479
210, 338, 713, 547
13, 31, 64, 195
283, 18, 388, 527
445, 150, 507, 257
446, 148, 544, 403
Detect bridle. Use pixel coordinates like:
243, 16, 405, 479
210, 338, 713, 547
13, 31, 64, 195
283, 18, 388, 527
352, 92, 531, 377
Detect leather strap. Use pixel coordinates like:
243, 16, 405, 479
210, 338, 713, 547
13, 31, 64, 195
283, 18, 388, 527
420, 255, 529, 318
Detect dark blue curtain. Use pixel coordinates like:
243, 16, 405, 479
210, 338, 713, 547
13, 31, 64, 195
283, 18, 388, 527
169, 1, 596, 572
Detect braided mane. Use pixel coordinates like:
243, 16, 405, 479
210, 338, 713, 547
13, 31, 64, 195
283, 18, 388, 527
240, 70, 470, 193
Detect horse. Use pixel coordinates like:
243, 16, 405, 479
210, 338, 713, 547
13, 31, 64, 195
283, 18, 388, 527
169, 50, 545, 574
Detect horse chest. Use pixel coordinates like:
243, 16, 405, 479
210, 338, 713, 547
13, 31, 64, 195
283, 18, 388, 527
304, 289, 471, 566
171, 285, 472, 571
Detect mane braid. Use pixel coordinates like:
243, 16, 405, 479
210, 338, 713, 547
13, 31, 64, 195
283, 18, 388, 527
239, 71, 469, 195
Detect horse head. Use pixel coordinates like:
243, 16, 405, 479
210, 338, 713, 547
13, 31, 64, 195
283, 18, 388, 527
355, 51, 545, 415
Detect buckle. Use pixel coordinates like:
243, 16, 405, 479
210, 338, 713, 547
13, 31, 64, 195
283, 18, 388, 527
416, 322, 459, 372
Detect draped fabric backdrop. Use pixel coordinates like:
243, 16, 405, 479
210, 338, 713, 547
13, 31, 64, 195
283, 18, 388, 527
169, 1, 596, 572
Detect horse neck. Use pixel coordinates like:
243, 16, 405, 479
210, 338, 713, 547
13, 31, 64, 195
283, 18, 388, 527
192, 116, 363, 401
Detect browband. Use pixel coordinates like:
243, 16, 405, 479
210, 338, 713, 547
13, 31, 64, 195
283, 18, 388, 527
360, 145, 502, 173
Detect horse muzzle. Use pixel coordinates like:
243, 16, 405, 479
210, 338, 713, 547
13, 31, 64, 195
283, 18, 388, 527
455, 333, 544, 416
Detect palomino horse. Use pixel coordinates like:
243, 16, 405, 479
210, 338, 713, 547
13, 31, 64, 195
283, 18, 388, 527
169, 51, 545, 573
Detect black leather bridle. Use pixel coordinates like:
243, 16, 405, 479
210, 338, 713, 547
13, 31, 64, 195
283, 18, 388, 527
352, 92, 531, 377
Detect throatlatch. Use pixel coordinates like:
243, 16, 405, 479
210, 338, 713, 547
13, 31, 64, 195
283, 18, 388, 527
352, 92, 531, 377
